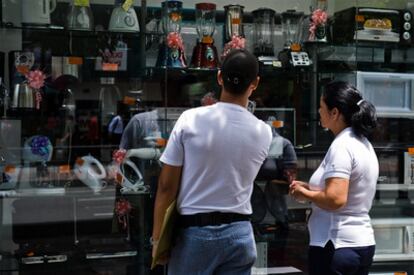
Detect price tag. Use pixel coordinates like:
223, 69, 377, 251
59, 165, 71, 174
122, 0, 134, 11
408, 147, 414, 155
123, 96, 136, 106
272, 120, 284, 128
75, 0, 89, 7
68, 57, 83, 65
102, 63, 119, 71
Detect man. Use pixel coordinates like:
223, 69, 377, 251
152, 49, 272, 274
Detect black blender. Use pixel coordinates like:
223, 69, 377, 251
278, 10, 311, 68
252, 8, 278, 66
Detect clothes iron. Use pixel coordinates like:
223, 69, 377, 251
109, 0, 139, 32
74, 155, 107, 193
119, 148, 161, 193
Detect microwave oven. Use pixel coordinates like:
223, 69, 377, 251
354, 71, 414, 118
332, 7, 413, 45
372, 218, 414, 262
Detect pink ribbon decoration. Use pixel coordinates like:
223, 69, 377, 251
309, 9, 328, 41
167, 32, 185, 51
26, 69, 46, 90
221, 35, 246, 59
112, 149, 127, 164
115, 198, 132, 229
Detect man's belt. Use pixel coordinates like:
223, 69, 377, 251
178, 212, 251, 228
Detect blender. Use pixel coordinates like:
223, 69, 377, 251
308, 0, 328, 42
222, 4, 245, 58
155, 1, 187, 68
252, 8, 277, 66
66, 0, 94, 31
278, 10, 311, 67
190, 3, 218, 69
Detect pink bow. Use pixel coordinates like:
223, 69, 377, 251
309, 9, 328, 40
112, 149, 127, 164
222, 35, 246, 59
115, 199, 132, 229
167, 32, 185, 51
26, 69, 46, 90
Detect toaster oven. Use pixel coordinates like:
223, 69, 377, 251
332, 7, 413, 45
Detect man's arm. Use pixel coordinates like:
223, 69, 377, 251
152, 163, 182, 248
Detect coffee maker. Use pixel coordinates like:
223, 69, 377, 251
278, 10, 311, 67
190, 3, 218, 69
155, 1, 187, 68
252, 8, 278, 66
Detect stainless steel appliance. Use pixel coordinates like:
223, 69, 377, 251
21, 0, 57, 26
11, 83, 35, 109
333, 7, 413, 45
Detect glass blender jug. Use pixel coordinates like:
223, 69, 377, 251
309, 0, 328, 42
190, 3, 218, 68
155, 0, 187, 68
252, 8, 275, 57
224, 4, 244, 43
66, 0, 94, 31
279, 10, 310, 67
281, 10, 304, 50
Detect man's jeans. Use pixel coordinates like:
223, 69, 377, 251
168, 221, 256, 275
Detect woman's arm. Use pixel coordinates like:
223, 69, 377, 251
289, 177, 349, 211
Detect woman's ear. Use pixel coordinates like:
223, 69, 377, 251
331, 107, 340, 120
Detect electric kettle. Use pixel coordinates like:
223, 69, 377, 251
66, 0, 94, 31
11, 83, 35, 109
22, 0, 57, 26
109, 0, 139, 32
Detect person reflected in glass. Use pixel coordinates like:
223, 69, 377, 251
289, 81, 379, 275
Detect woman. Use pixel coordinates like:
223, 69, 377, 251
289, 81, 379, 275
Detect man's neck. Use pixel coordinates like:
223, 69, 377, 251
219, 90, 248, 108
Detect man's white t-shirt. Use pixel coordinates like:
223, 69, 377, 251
308, 127, 379, 248
160, 102, 272, 215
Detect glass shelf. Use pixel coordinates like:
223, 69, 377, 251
0, 25, 162, 37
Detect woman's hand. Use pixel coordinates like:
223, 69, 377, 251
289, 180, 309, 203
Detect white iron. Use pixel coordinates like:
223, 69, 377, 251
74, 155, 107, 193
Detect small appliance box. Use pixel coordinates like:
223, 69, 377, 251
332, 7, 413, 45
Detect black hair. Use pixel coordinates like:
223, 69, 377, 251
220, 49, 259, 95
322, 81, 377, 138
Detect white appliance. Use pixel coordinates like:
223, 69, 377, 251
109, 0, 139, 32
372, 218, 414, 262
355, 71, 414, 118
118, 148, 161, 193
21, 0, 57, 26
74, 156, 107, 193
